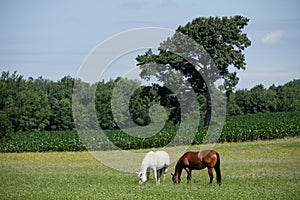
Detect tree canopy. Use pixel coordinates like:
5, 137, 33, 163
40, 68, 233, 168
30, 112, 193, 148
136, 16, 251, 126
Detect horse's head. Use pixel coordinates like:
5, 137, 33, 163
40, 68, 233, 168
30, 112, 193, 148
137, 172, 147, 184
171, 173, 181, 183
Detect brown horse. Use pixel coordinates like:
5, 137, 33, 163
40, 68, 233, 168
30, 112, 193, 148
171, 150, 221, 185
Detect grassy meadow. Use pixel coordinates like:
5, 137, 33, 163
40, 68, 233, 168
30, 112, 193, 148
1, 137, 299, 199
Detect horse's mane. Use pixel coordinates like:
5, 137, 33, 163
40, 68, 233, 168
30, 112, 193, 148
175, 154, 185, 175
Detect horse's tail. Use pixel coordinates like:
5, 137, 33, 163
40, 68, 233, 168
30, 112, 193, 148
214, 152, 222, 186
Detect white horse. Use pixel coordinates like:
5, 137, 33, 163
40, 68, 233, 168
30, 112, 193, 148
137, 151, 170, 184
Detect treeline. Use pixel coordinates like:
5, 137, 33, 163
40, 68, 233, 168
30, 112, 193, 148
1, 71, 299, 138
227, 81, 300, 115
0, 71, 74, 138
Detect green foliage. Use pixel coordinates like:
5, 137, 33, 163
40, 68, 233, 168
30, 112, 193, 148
95, 80, 116, 129
110, 78, 141, 128
0, 112, 12, 139
48, 76, 74, 130
1, 70, 300, 144
0, 71, 74, 132
0, 112, 299, 152
276, 79, 300, 111
228, 79, 300, 115
227, 92, 243, 115
220, 112, 300, 142
0, 131, 84, 152
72, 79, 98, 130
136, 16, 251, 126
129, 85, 161, 126
17, 79, 51, 130
137, 16, 251, 92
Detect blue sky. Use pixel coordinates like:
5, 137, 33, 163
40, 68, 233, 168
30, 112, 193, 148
0, 0, 299, 89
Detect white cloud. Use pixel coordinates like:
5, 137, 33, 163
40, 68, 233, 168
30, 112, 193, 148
261, 30, 284, 46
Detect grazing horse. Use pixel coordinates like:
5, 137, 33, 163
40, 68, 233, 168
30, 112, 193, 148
137, 151, 170, 184
171, 150, 221, 185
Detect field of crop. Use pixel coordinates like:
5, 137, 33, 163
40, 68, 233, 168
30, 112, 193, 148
1, 112, 299, 152
0, 138, 299, 199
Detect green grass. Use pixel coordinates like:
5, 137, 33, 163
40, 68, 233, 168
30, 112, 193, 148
1, 137, 299, 199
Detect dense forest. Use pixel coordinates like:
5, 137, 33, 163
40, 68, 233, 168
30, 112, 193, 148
0, 71, 299, 140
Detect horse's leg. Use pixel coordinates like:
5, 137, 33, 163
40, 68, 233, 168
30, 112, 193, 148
162, 167, 167, 181
157, 169, 161, 184
146, 171, 150, 180
208, 167, 214, 184
152, 167, 158, 184
159, 169, 164, 182
185, 168, 192, 183
214, 166, 222, 186
214, 152, 221, 186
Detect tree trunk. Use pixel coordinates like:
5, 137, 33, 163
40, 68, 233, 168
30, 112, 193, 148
204, 89, 212, 127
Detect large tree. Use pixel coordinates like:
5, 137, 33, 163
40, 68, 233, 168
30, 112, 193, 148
136, 16, 251, 126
